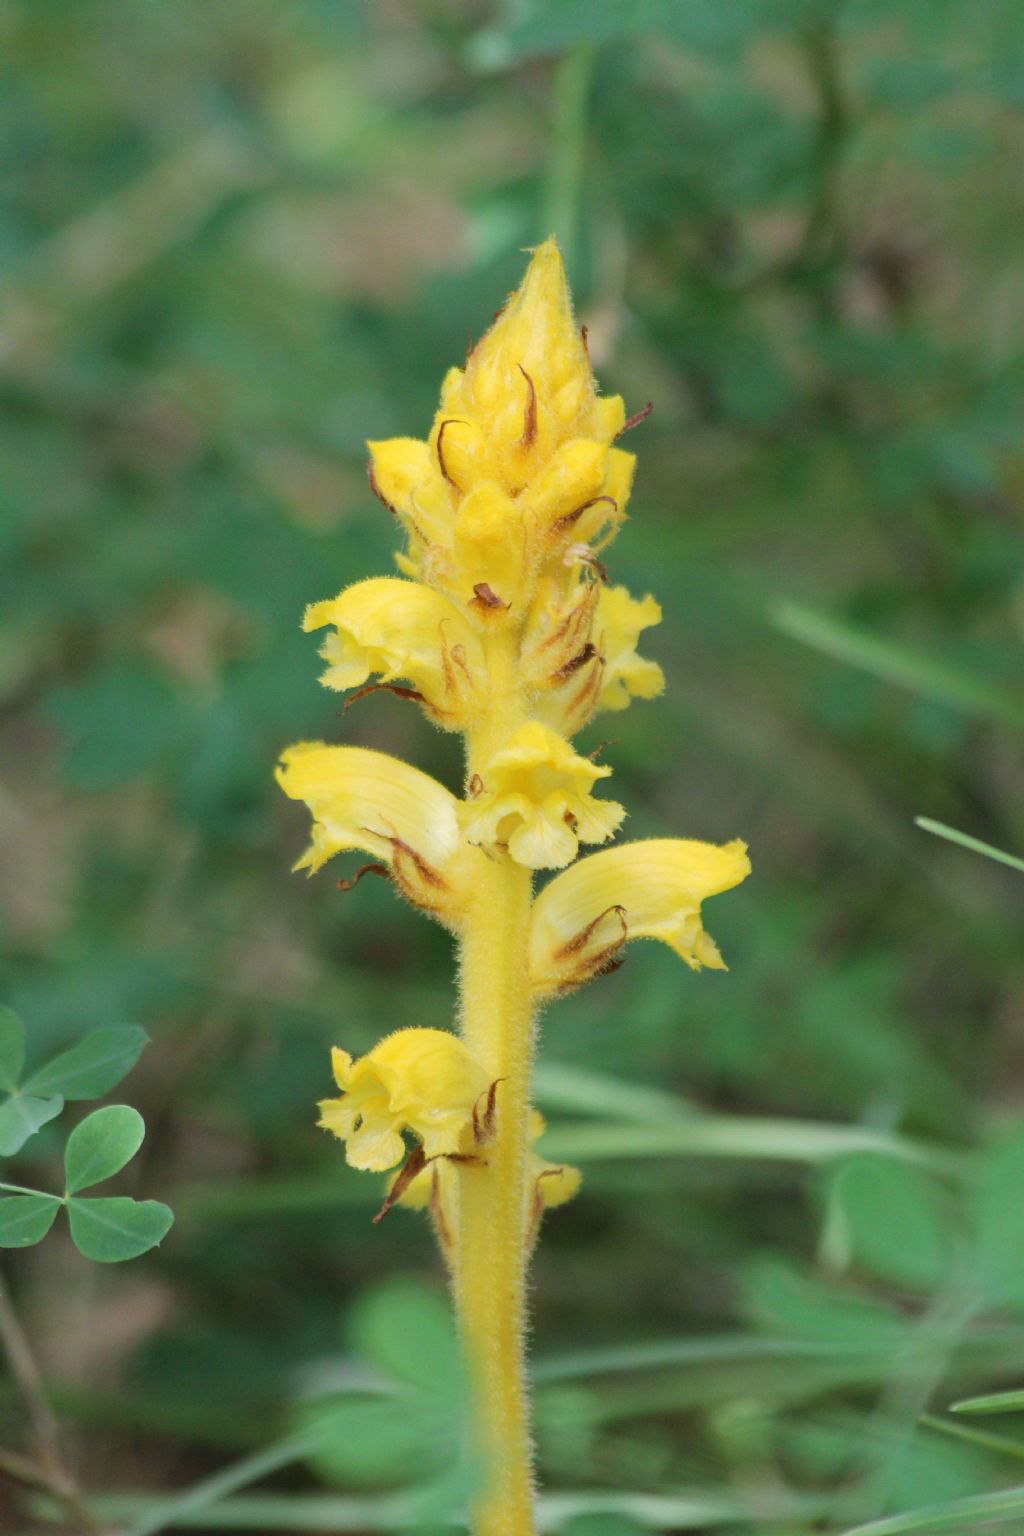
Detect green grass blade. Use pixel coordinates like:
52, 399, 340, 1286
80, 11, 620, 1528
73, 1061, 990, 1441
538, 1116, 962, 1176
920, 1412, 1024, 1463
915, 818, 1024, 875
842, 1484, 1024, 1535
774, 603, 1024, 730
534, 1061, 694, 1121
93, 1486, 827, 1531
115, 1428, 327, 1536
951, 1387, 1024, 1415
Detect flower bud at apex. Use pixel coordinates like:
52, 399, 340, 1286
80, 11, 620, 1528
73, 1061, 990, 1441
318, 1029, 491, 1171
363, 239, 634, 612
303, 577, 486, 729
462, 720, 625, 870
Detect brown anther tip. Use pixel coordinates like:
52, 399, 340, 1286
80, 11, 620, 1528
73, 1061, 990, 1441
436, 418, 467, 487
337, 863, 389, 892
343, 681, 426, 713
386, 832, 446, 888
472, 1077, 507, 1144
517, 364, 537, 449
617, 401, 653, 438
367, 459, 399, 518
471, 582, 506, 611
467, 772, 484, 799
553, 495, 618, 535
585, 739, 618, 762
580, 323, 589, 359
372, 1144, 427, 1224
554, 642, 599, 683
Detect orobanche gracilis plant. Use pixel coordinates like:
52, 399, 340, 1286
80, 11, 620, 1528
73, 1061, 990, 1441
277, 241, 751, 1535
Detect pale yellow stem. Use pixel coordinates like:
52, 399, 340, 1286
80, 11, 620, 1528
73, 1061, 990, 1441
457, 628, 536, 1536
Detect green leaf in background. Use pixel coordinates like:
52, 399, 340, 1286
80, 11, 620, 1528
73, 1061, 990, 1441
0, 1093, 64, 1156
67, 1195, 173, 1263
45, 661, 195, 791
743, 1258, 910, 1350
64, 1104, 145, 1194
0, 1193, 61, 1248
300, 1395, 450, 1490
0, 1005, 25, 1092
300, 1279, 467, 1493
826, 1154, 950, 1291
25, 1024, 149, 1100
348, 1278, 461, 1396
971, 1124, 1024, 1311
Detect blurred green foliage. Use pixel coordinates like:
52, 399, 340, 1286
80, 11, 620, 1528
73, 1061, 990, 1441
3, 0, 1024, 1530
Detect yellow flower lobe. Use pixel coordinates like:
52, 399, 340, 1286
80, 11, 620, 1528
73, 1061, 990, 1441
319, 1028, 490, 1170
303, 577, 485, 728
463, 720, 625, 870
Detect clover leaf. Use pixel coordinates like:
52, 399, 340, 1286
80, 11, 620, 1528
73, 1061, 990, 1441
0, 1010, 149, 1157
0, 1104, 173, 1263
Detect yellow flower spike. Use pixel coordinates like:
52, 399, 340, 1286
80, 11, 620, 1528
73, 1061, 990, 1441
276, 742, 473, 923
303, 577, 486, 729
529, 836, 751, 995
318, 1028, 491, 1171
462, 720, 625, 870
594, 584, 665, 714
278, 239, 750, 1536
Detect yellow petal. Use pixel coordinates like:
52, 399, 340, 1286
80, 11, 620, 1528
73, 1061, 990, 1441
529, 837, 751, 995
303, 577, 485, 728
452, 482, 528, 609
535, 1159, 581, 1210
317, 1095, 358, 1140
369, 1027, 489, 1124
346, 1118, 407, 1173
367, 437, 452, 547
330, 1047, 354, 1089
525, 439, 609, 529
594, 585, 665, 714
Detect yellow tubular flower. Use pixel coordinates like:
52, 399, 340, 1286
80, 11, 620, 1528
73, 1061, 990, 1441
319, 1028, 490, 1170
463, 721, 625, 870
303, 577, 486, 729
529, 837, 752, 996
275, 743, 473, 922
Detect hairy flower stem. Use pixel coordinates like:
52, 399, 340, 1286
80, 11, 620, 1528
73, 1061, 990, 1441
457, 630, 536, 1536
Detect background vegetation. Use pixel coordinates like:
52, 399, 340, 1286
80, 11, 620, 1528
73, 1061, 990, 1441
3, 1, 1024, 1531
